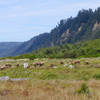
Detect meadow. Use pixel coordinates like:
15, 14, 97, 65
0, 58, 100, 100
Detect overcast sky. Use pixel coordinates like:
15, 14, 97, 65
0, 0, 100, 42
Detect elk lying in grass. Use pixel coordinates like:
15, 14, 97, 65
47, 64, 57, 69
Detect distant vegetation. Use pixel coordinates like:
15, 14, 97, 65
9, 39, 100, 59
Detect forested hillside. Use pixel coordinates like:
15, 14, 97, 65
12, 7, 100, 56
12, 39, 100, 59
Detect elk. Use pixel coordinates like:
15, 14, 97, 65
72, 60, 80, 64
0, 66, 6, 70
5, 64, 12, 68
33, 62, 44, 68
85, 61, 89, 64
60, 61, 64, 64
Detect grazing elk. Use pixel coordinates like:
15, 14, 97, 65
0, 66, 6, 70
33, 62, 44, 68
48, 64, 57, 68
85, 61, 89, 64
24, 63, 30, 68
5, 64, 12, 68
72, 60, 80, 64
60, 61, 64, 65
16, 64, 20, 67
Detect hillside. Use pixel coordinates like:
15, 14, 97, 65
11, 7, 100, 56
12, 39, 100, 59
0, 42, 22, 57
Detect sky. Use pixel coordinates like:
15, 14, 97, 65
0, 0, 100, 42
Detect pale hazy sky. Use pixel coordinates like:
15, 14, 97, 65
0, 0, 100, 42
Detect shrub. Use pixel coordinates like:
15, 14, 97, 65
93, 74, 100, 79
77, 83, 90, 94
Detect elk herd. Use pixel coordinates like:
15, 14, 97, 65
0, 59, 89, 70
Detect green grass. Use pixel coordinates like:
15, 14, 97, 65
77, 83, 90, 94
0, 58, 100, 100
0, 58, 100, 80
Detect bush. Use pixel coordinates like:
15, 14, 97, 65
93, 74, 100, 79
77, 83, 90, 94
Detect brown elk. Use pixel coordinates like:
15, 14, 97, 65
5, 64, 12, 68
0, 66, 6, 70
48, 64, 56, 68
16, 64, 20, 67
60, 61, 64, 64
33, 62, 44, 68
72, 60, 80, 64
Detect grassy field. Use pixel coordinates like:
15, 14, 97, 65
0, 58, 100, 99
0, 80, 100, 100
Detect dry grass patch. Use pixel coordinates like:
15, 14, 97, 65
0, 80, 99, 100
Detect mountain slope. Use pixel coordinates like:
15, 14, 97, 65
12, 7, 100, 56
0, 42, 22, 57
13, 39, 100, 59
